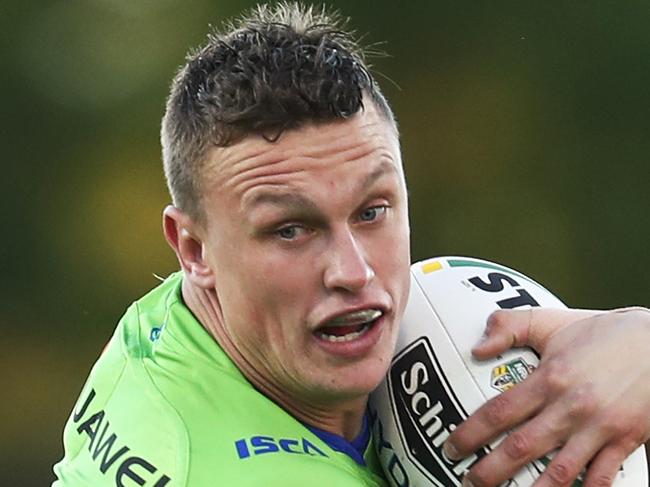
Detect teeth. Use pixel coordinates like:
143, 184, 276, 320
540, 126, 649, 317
315, 309, 384, 343
317, 323, 372, 342
327, 309, 383, 327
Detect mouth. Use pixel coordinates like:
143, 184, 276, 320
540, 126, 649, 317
314, 309, 384, 343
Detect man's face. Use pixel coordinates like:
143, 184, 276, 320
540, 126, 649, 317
199, 102, 411, 408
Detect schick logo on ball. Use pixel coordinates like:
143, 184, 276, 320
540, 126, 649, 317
387, 337, 491, 486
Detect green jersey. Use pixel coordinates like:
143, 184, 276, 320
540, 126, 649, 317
53, 273, 388, 486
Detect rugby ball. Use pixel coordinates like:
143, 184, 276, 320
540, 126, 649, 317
370, 256, 648, 487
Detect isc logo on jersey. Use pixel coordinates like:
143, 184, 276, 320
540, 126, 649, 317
234, 436, 327, 459
370, 256, 648, 487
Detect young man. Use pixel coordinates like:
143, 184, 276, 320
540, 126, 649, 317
53, 3, 650, 486
54, 5, 407, 486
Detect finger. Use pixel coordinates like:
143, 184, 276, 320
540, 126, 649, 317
460, 386, 602, 487
444, 371, 546, 460
472, 308, 600, 360
460, 405, 567, 487
531, 433, 603, 487
471, 309, 533, 359
582, 444, 632, 487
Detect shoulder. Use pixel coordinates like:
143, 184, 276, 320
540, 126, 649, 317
53, 274, 187, 485
54, 274, 387, 486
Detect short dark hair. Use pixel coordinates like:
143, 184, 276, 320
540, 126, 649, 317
161, 2, 396, 222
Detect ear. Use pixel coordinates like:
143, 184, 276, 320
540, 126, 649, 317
163, 205, 215, 289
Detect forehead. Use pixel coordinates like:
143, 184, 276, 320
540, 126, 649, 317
200, 103, 402, 218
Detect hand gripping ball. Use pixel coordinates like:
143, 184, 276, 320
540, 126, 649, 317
370, 256, 648, 487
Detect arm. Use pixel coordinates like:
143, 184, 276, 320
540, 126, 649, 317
444, 307, 650, 487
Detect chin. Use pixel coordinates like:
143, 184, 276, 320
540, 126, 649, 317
304, 323, 398, 400
321, 357, 393, 400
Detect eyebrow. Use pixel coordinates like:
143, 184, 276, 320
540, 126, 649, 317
244, 159, 398, 212
245, 191, 320, 213
360, 159, 398, 193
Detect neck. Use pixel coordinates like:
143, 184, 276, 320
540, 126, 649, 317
180, 277, 368, 441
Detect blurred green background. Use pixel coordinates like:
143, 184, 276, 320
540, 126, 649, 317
2, 1, 649, 484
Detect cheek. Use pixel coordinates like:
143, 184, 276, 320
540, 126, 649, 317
258, 258, 314, 299
380, 216, 411, 269
381, 218, 411, 304
241, 260, 316, 329
220, 279, 288, 350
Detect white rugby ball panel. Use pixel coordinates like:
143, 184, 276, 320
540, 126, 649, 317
370, 256, 648, 487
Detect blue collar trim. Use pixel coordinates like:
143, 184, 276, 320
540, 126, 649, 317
304, 414, 370, 466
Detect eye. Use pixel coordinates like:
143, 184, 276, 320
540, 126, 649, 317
359, 205, 387, 222
275, 224, 306, 240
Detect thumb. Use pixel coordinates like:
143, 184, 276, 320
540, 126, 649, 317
471, 307, 600, 360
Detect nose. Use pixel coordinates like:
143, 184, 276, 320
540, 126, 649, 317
323, 228, 375, 293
